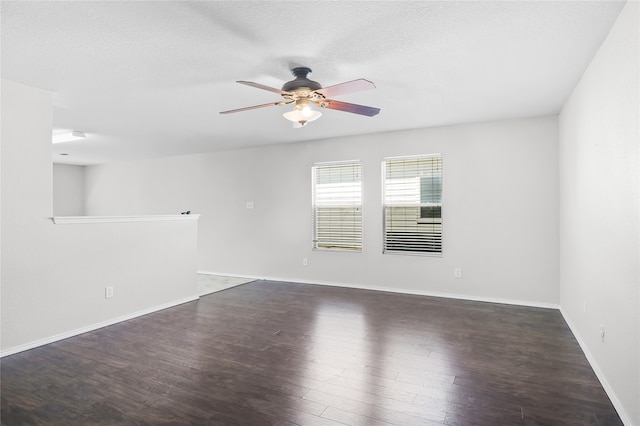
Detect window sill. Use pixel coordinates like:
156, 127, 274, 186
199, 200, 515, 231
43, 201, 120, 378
51, 214, 200, 225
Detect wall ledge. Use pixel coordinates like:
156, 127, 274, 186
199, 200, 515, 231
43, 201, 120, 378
52, 214, 200, 224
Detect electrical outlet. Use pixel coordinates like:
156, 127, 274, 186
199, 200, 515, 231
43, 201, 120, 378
454, 268, 462, 278
302, 257, 308, 266
105, 286, 114, 299
600, 324, 605, 343
246, 201, 255, 209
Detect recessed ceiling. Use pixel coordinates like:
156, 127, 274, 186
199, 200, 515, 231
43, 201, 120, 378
1, 1, 626, 165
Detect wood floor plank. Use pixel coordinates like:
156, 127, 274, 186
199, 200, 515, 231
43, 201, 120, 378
304, 389, 443, 425
319, 405, 397, 426
1, 280, 623, 425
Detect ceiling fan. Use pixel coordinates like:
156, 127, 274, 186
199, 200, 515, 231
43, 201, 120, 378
220, 67, 380, 127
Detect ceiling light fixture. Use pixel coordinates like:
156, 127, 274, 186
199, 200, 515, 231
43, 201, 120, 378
283, 100, 322, 127
52, 131, 86, 144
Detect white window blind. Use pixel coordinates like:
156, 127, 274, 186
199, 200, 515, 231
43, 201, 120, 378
312, 161, 362, 251
382, 155, 442, 255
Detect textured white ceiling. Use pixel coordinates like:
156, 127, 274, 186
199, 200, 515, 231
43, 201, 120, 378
1, 1, 626, 165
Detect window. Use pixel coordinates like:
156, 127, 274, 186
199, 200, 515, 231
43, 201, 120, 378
382, 155, 442, 255
312, 161, 362, 251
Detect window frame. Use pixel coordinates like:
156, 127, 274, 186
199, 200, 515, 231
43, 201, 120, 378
311, 160, 363, 252
381, 154, 443, 256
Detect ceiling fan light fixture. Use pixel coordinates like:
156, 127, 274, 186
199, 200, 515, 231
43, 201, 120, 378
52, 131, 86, 144
283, 103, 322, 127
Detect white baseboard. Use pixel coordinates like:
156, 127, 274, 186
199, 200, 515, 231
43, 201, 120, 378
0, 295, 199, 358
198, 271, 559, 310
291, 278, 560, 310
559, 308, 632, 426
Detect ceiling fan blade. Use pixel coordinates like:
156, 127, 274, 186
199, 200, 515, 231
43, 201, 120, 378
315, 79, 376, 98
219, 101, 288, 115
237, 81, 289, 95
320, 99, 381, 117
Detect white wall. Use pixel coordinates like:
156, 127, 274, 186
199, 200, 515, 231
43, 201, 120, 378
53, 163, 85, 216
86, 115, 560, 307
1, 79, 200, 355
558, 2, 639, 424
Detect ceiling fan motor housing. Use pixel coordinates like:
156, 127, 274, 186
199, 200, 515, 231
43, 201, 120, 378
281, 67, 322, 92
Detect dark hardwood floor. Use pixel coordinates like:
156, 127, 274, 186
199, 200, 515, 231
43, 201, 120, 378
1, 280, 622, 425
